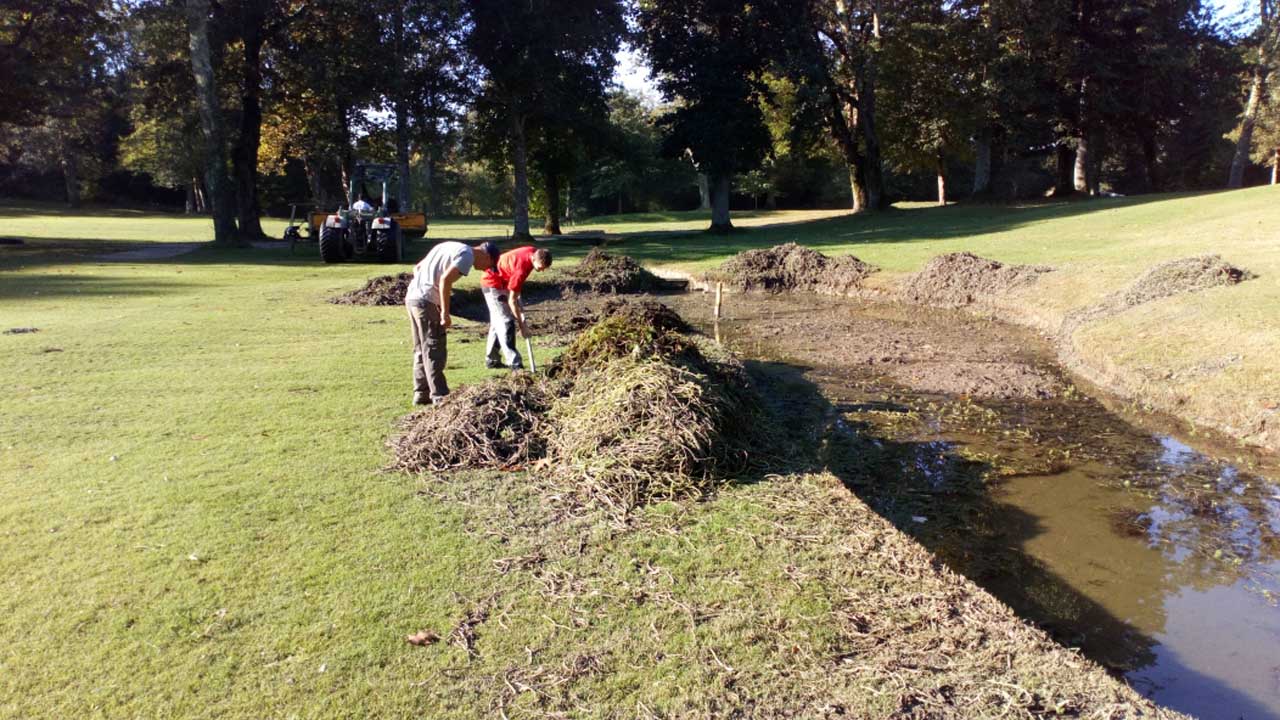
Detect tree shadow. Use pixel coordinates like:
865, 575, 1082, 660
0, 272, 205, 302
742, 356, 1278, 719
605, 192, 1205, 265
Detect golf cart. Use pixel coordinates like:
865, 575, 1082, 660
309, 163, 428, 264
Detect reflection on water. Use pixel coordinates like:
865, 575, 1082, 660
685, 294, 1280, 720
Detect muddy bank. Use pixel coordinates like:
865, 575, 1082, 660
670, 290, 1280, 718
394, 294, 1188, 718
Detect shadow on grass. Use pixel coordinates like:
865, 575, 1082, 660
744, 356, 1275, 718
1, 190, 1214, 274
0, 272, 205, 301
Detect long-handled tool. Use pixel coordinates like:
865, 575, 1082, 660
525, 336, 537, 373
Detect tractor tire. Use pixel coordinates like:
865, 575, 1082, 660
319, 225, 345, 263
374, 226, 402, 264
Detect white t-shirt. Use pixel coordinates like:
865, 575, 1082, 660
405, 242, 474, 308
352, 199, 374, 213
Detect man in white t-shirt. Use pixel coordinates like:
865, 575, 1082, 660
351, 195, 375, 214
404, 240, 498, 405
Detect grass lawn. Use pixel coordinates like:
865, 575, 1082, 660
2, 189, 1272, 715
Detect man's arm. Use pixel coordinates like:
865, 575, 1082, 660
439, 266, 462, 329
507, 291, 528, 338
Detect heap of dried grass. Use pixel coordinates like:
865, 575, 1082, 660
550, 299, 697, 377
388, 373, 559, 472
558, 248, 663, 294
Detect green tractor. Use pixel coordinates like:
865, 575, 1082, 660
316, 163, 425, 264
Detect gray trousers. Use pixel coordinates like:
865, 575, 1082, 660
407, 301, 448, 401
482, 286, 522, 368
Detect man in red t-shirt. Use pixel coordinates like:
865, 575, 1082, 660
480, 246, 552, 369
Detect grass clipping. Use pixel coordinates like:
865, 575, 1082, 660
389, 300, 762, 513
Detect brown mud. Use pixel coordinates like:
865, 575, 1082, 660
662, 290, 1280, 719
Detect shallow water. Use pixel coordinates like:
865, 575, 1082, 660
679, 293, 1280, 720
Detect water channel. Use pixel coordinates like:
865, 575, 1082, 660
669, 292, 1280, 720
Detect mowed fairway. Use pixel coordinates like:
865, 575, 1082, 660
1, 190, 1276, 716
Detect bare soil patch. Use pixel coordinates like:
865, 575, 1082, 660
899, 252, 1052, 308
709, 242, 877, 295
886, 360, 1063, 400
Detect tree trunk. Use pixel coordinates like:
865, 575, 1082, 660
848, 164, 867, 213
859, 6, 886, 211
61, 153, 80, 208
193, 176, 207, 213
392, 2, 410, 209
185, 0, 238, 246
972, 129, 992, 196
303, 156, 325, 208
425, 148, 438, 216
185, 183, 196, 214
1053, 143, 1076, 197
936, 149, 947, 206
1141, 133, 1159, 192
697, 173, 710, 210
543, 172, 562, 235
1229, 64, 1265, 188
510, 113, 531, 238
709, 173, 732, 232
232, 5, 265, 239
1273, 148, 1279, 184
1074, 134, 1090, 193
858, 79, 885, 210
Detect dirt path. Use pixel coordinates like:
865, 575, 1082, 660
93, 242, 205, 261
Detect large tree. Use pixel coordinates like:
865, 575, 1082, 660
1229, 0, 1279, 187
467, 0, 624, 239
185, 0, 239, 245
639, 0, 777, 230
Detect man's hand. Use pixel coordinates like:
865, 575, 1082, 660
518, 320, 530, 339
441, 312, 452, 330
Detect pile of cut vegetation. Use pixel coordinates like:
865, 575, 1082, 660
556, 248, 664, 294
389, 300, 764, 513
330, 272, 412, 306
899, 252, 1051, 308
1120, 254, 1252, 307
709, 242, 877, 295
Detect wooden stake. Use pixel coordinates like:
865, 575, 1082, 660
714, 282, 723, 320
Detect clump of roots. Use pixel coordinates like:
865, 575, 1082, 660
389, 373, 560, 472
330, 273, 412, 306
550, 299, 697, 377
899, 252, 1052, 308
557, 248, 664, 294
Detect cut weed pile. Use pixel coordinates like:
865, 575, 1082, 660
388, 373, 558, 472
709, 242, 877, 295
556, 247, 664, 294
899, 252, 1052, 308
390, 300, 763, 513
330, 272, 412, 306
1120, 254, 1253, 307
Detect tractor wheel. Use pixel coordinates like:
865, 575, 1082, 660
319, 225, 345, 263
373, 228, 399, 264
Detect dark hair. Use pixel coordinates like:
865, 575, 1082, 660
480, 241, 500, 262
534, 248, 552, 268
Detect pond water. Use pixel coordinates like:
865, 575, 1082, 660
677, 293, 1280, 720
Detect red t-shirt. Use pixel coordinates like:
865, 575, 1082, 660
481, 246, 537, 293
